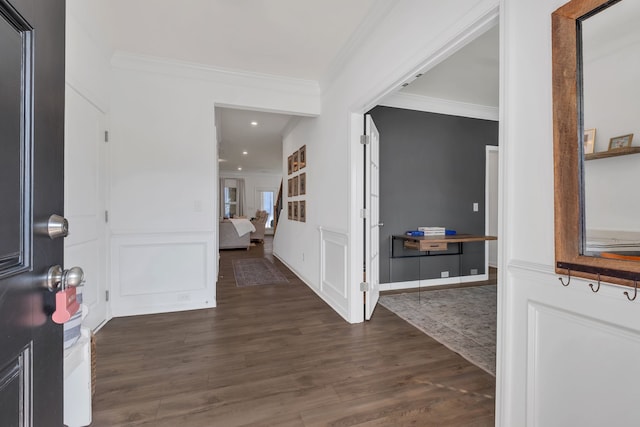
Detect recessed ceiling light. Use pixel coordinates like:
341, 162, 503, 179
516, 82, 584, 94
237, 167, 242, 171
242, 151, 248, 155
250, 121, 258, 126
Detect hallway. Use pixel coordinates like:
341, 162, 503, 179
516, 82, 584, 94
91, 238, 495, 426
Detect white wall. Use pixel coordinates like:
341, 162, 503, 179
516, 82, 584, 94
499, 0, 640, 425
108, 54, 319, 317
583, 38, 640, 232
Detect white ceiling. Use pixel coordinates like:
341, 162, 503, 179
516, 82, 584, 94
104, 0, 378, 81
100, 1, 499, 174
217, 108, 295, 174
401, 25, 499, 107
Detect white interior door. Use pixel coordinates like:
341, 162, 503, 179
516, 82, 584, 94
65, 86, 108, 330
365, 115, 380, 320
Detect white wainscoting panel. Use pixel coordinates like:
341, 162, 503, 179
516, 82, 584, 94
527, 302, 640, 427
319, 228, 349, 320
111, 232, 216, 317
500, 261, 640, 427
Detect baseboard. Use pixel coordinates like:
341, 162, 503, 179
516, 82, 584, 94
110, 300, 216, 318
380, 273, 489, 291
272, 252, 355, 324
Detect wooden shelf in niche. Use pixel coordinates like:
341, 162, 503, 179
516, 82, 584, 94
585, 146, 640, 161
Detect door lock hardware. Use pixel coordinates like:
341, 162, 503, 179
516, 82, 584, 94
35, 214, 69, 239
44, 265, 85, 291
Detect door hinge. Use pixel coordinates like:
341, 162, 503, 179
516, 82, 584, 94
360, 208, 368, 219
105, 290, 110, 301
360, 135, 370, 145
104, 210, 109, 223
104, 130, 109, 142
360, 282, 370, 292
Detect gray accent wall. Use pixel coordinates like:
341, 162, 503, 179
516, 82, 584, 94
368, 106, 498, 284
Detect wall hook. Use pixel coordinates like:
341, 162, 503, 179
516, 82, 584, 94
559, 269, 571, 287
624, 280, 638, 302
589, 274, 601, 293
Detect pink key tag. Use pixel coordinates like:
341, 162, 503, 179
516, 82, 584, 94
52, 287, 79, 324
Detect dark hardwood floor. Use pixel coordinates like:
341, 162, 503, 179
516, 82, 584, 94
91, 237, 495, 426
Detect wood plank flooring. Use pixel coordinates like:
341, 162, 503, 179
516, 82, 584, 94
91, 237, 495, 426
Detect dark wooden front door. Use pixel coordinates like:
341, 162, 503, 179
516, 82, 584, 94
0, 0, 65, 425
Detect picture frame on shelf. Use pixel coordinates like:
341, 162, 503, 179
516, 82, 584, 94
608, 133, 633, 150
299, 145, 306, 169
584, 128, 596, 154
299, 173, 306, 195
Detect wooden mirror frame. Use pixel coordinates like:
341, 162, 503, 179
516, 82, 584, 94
553, 0, 640, 286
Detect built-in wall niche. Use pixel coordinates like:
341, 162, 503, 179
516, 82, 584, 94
287, 145, 307, 222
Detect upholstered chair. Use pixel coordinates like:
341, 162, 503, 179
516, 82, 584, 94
250, 210, 268, 243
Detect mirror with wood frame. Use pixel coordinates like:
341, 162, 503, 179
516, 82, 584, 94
553, 0, 640, 286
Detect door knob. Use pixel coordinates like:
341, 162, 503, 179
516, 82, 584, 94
378, 222, 384, 227
44, 265, 84, 291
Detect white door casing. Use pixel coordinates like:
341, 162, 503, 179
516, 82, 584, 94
365, 114, 381, 320
486, 146, 499, 268
65, 86, 109, 331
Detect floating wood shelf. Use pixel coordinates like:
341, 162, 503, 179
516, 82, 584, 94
585, 146, 640, 160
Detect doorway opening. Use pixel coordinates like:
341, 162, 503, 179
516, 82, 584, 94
358, 11, 500, 382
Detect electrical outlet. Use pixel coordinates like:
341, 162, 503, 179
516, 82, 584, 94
470, 268, 478, 275
441, 271, 449, 278
473, 202, 479, 212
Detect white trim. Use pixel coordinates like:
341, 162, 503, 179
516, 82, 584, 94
221, 172, 283, 179
350, 4, 500, 114
495, 3, 509, 424
111, 51, 321, 103
380, 273, 490, 292
486, 146, 500, 269
380, 92, 499, 121
348, 114, 366, 324
273, 251, 360, 324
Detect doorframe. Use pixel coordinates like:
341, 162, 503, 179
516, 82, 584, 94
347, 7, 500, 324
486, 145, 499, 269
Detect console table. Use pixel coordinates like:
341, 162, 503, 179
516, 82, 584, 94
391, 234, 497, 257
390, 234, 497, 300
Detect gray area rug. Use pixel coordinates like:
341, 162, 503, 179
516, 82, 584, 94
379, 285, 496, 376
233, 258, 289, 287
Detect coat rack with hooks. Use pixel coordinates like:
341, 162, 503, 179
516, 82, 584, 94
557, 262, 640, 302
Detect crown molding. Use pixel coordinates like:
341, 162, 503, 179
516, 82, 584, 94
379, 92, 499, 121
111, 51, 321, 97
221, 171, 283, 179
